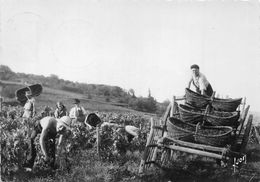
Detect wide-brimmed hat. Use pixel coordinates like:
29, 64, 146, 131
73, 98, 80, 104
57, 116, 72, 130
125, 125, 140, 137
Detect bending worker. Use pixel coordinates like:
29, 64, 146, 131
187, 64, 213, 97
101, 122, 140, 143
23, 116, 72, 171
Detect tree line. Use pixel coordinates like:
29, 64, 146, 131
0, 65, 168, 114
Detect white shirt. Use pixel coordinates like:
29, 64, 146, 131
191, 72, 209, 91
69, 106, 86, 119
23, 98, 35, 118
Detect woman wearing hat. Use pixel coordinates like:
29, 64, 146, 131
23, 116, 72, 171
69, 99, 87, 125
22, 91, 36, 118
187, 64, 213, 97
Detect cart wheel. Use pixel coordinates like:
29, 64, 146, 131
159, 147, 173, 169
139, 118, 164, 174
239, 114, 253, 153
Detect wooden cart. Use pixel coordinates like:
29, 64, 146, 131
139, 96, 252, 175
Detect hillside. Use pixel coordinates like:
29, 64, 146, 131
0, 80, 136, 112
0, 65, 167, 114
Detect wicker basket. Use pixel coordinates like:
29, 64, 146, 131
167, 117, 195, 142
195, 124, 233, 147
212, 98, 242, 112
178, 104, 204, 124
206, 111, 240, 127
185, 88, 210, 108
15, 84, 43, 106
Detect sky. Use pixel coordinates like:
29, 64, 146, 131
1, 0, 260, 111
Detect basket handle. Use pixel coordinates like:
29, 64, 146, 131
195, 122, 200, 136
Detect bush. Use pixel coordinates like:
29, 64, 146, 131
61, 86, 83, 94
105, 97, 110, 102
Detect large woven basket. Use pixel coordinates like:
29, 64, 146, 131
15, 84, 43, 106
206, 111, 240, 127
185, 88, 210, 108
212, 98, 242, 112
195, 125, 233, 147
167, 117, 195, 142
178, 104, 204, 124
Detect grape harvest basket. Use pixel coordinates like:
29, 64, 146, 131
139, 94, 252, 175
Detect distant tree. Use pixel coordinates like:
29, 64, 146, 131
128, 88, 136, 98
146, 96, 157, 113
148, 88, 151, 98
0, 65, 17, 80
104, 89, 111, 96
162, 99, 170, 106
105, 97, 110, 102
49, 74, 59, 80
111, 86, 123, 97
129, 96, 157, 113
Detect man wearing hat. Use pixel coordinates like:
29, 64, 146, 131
23, 116, 72, 171
69, 98, 87, 125
22, 90, 36, 118
187, 64, 213, 97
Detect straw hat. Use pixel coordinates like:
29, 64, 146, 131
125, 125, 140, 137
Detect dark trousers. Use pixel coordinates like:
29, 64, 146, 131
205, 84, 213, 97
25, 121, 56, 168
196, 83, 213, 97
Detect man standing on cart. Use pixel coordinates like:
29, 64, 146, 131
187, 64, 213, 97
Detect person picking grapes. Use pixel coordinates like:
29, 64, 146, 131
23, 116, 72, 171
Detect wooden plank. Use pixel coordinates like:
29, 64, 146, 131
161, 103, 172, 137
164, 145, 224, 160
240, 114, 253, 153
162, 103, 171, 123
151, 118, 164, 168
139, 118, 155, 174
163, 136, 226, 153
175, 95, 185, 101
96, 126, 100, 159
170, 96, 176, 117
0, 97, 2, 111
253, 126, 260, 144
237, 105, 250, 137
240, 97, 246, 112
